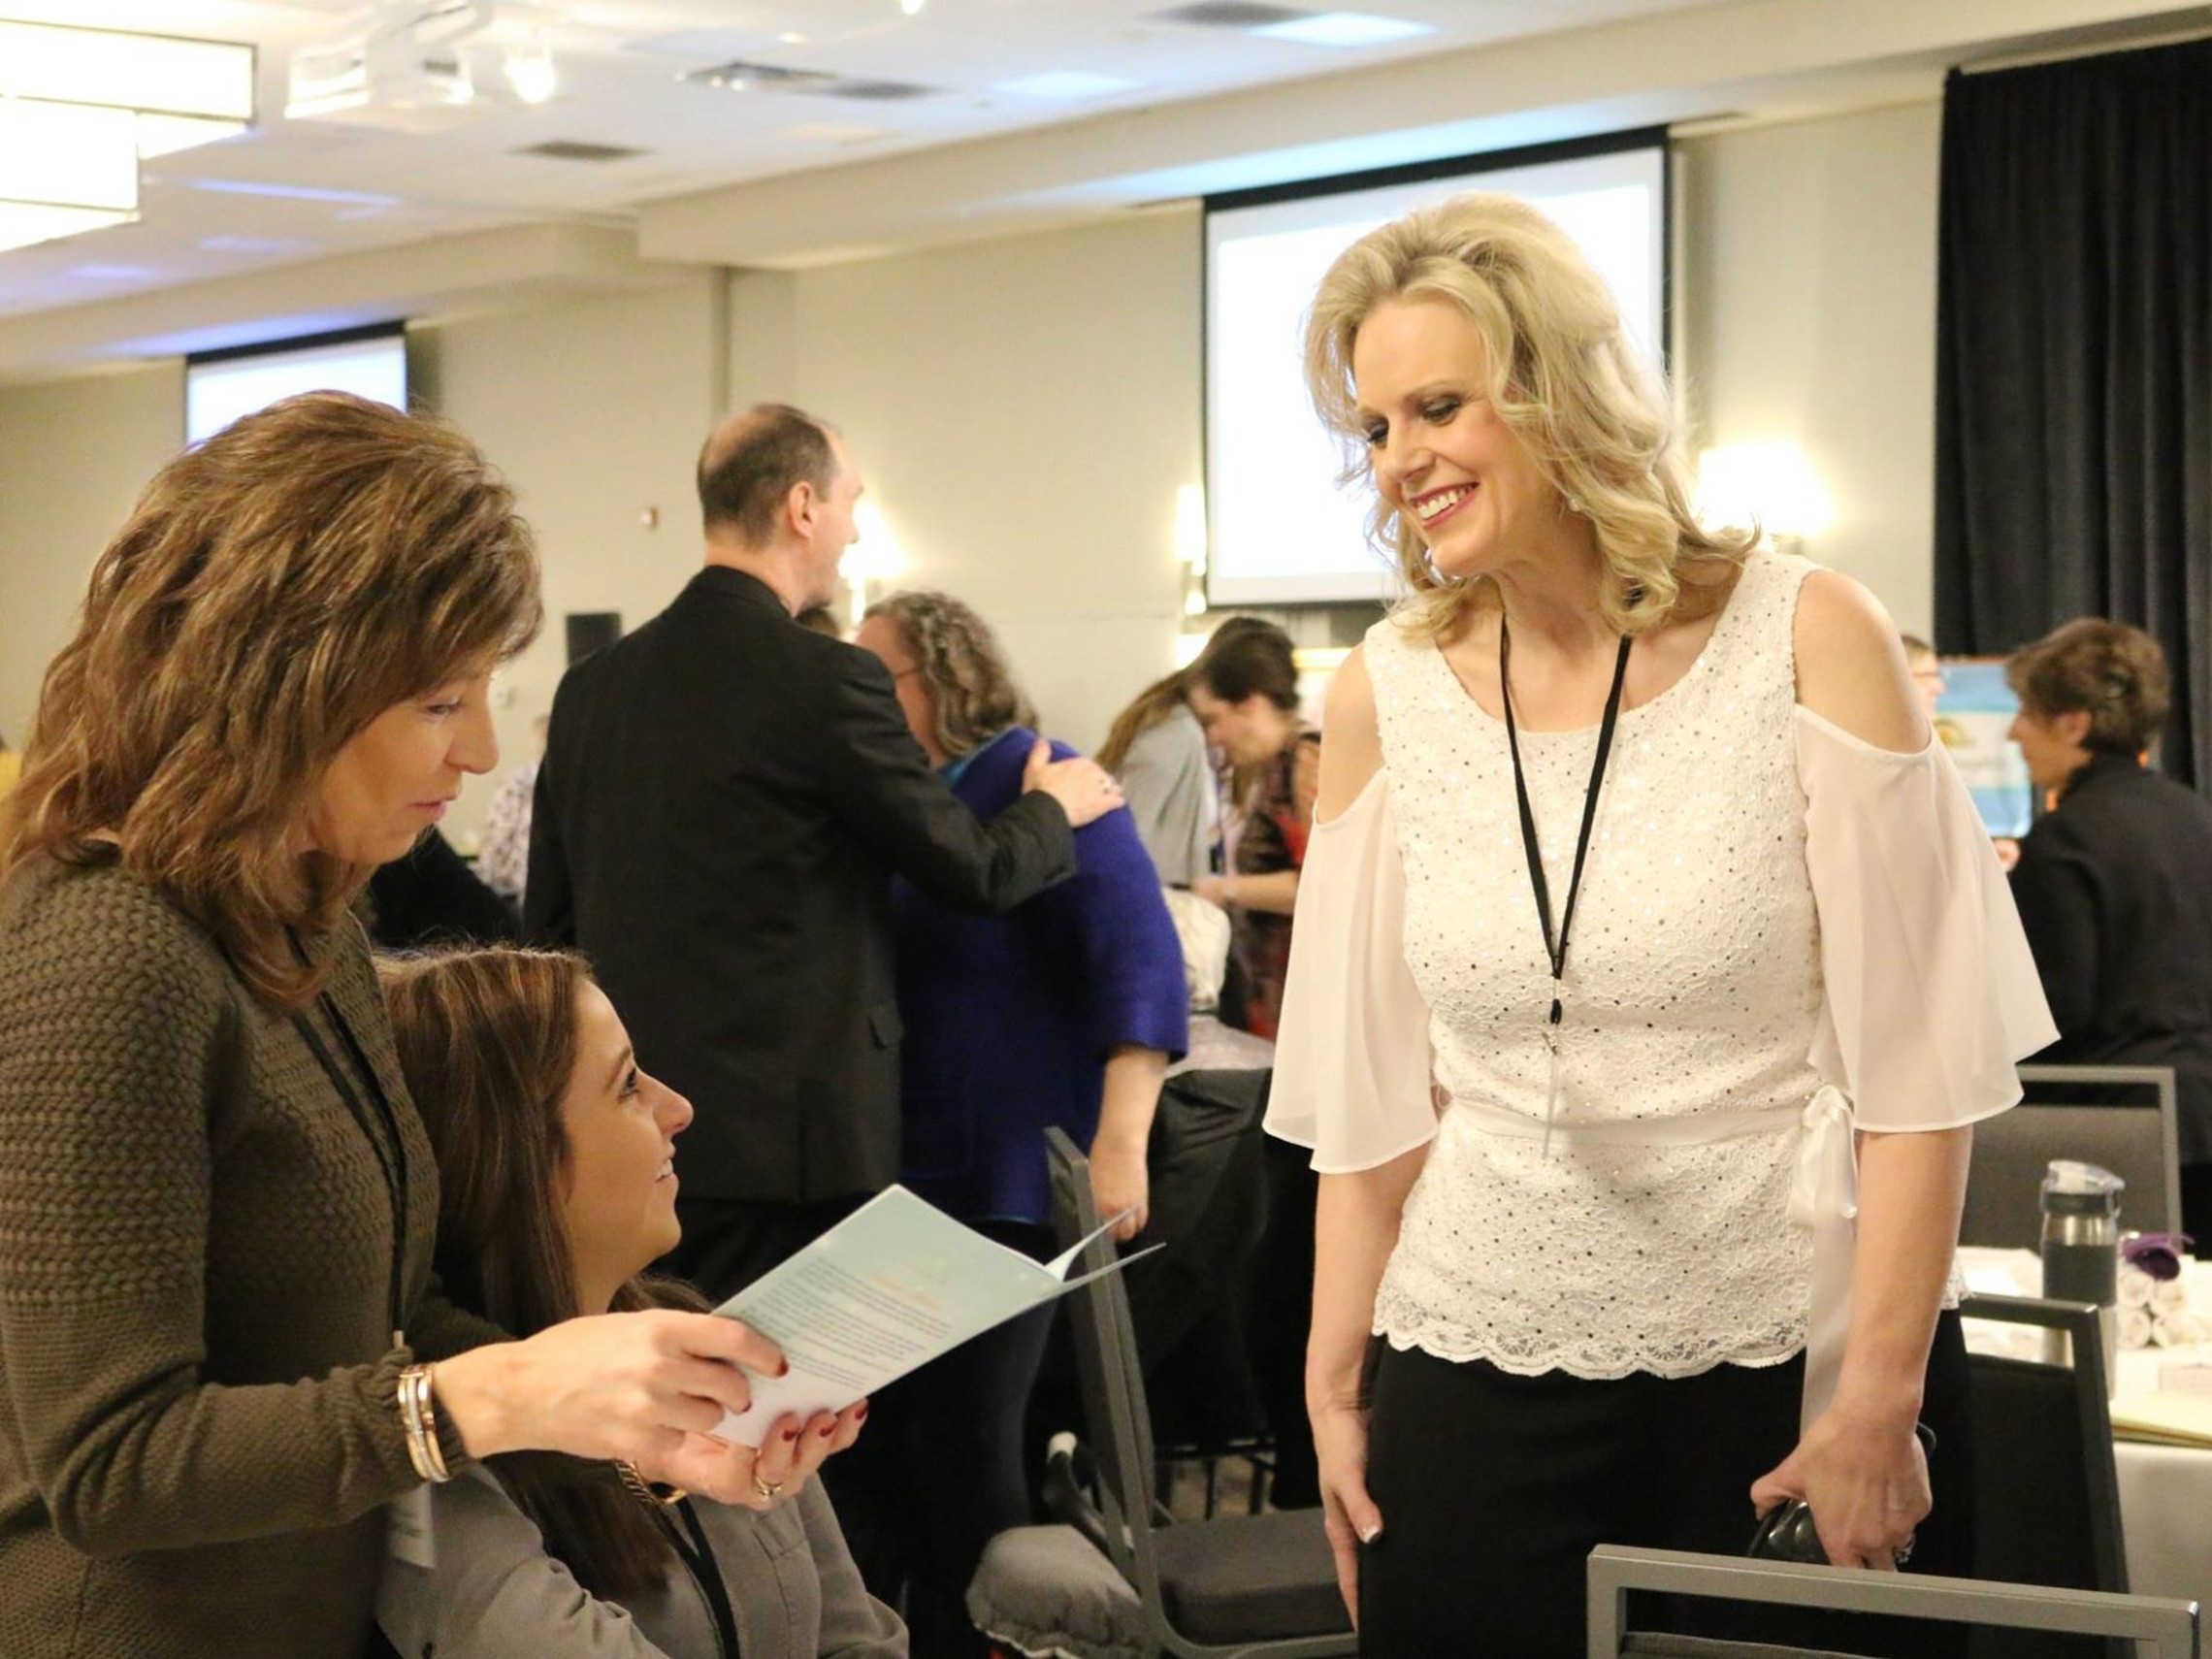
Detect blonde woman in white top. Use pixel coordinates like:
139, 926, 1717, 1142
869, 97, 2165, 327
1266, 195, 2055, 1657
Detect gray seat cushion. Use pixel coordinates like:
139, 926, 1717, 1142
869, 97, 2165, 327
1149, 1509, 1351, 1645
967, 1524, 1148, 1659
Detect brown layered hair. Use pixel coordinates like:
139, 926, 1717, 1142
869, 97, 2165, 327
865, 589, 1037, 760
380, 945, 693, 1600
0, 392, 541, 1007
2006, 618, 2170, 756
1304, 193, 1756, 639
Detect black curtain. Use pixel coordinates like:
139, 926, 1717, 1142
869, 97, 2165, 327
1934, 40, 2212, 788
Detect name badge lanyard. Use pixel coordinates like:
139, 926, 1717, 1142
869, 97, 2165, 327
1499, 618, 1633, 1155
288, 936, 410, 1346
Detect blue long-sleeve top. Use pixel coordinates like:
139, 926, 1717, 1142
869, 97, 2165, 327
892, 727, 1189, 1225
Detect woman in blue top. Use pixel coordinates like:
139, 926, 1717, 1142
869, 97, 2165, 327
849, 589, 1187, 1656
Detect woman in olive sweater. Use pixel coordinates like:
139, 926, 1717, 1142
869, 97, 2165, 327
0, 394, 851, 1659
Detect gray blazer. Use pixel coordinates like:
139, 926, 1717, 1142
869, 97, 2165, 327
376, 1467, 906, 1659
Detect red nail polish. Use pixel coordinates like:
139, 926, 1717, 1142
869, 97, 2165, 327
854, 1405, 868, 1421
781, 1424, 799, 1442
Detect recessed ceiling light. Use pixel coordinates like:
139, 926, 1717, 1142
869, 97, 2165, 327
779, 31, 809, 45
992, 70, 1140, 99
1254, 11, 1434, 46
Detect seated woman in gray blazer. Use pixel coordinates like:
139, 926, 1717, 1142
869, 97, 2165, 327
375, 945, 904, 1659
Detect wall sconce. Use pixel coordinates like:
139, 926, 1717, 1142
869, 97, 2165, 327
844, 500, 909, 615
1695, 440, 1837, 545
1175, 483, 1209, 618
0, 19, 255, 254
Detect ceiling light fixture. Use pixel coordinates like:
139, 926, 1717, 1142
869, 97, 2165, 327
1252, 11, 1434, 46
0, 20, 255, 253
900, 0, 927, 15
505, 33, 557, 104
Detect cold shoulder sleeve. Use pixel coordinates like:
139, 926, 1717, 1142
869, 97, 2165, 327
1796, 708, 2058, 1131
1262, 772, 1437, 1171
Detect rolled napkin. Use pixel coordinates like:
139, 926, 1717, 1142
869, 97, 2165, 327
2150, 1277, 2191, 1315
2119, 1267, 2157, 1308
2121, 1306, 2157, 1350
2150, 1311, 2206, 1348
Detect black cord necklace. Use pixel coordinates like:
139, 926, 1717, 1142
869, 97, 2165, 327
1498, 616, 1633, 1148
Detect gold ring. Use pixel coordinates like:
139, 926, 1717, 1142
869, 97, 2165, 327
751, 1473, 784, 1502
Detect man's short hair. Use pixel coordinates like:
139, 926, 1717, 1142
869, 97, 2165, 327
697, 405, 838, 546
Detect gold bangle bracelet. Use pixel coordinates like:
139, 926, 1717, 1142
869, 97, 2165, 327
397, 1364, 452, 1483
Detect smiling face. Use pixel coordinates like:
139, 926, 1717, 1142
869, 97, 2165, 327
557, 982, 693, 1313
801, 434, 865, 609
1350, 298, 1568, 586
305, 671, 499, 865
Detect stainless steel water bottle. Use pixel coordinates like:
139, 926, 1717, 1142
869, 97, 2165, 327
2039, 1159, 2123, 1395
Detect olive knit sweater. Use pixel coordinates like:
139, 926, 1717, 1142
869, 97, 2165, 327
0, 857, 490, 1658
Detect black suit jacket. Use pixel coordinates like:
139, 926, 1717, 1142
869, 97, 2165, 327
526, 567, 1077, 1202
2009, 752, 2212, 1166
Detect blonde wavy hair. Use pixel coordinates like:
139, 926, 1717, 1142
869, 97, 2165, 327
864, 590, 1037, 760
1, 391, 542, 1008
1304, 191, 1756, 638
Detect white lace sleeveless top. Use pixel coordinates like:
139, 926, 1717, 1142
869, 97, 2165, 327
1371, 551, 1821, 1375
1264, 550, 2058, 1382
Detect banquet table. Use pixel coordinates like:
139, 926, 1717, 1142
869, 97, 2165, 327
1955, 1246, 2212, 1609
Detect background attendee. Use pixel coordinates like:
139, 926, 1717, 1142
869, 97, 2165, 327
366, 827, 523, 949
1097, 663, 1216, 888
1272, 195, 2054, 1656
2006, 618, 2212, 1245
0, 394, 809, 1659
527, 404, 1125, 1300
851, 590, 1186, 1655
1186, 620, 1315, 1041
797, 603, 845, 638
475, 711, 547, 906
377, 946, 896, 1659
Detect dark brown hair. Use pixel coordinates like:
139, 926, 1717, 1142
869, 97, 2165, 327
2006, 618, 2170, 756
1194, 620, 1299, 713
0, 392, 541, 1008
380, 945, 687, 1600
697, 403, 838, 547
1094, 616, 1283, 774
864, 590, 1037, 760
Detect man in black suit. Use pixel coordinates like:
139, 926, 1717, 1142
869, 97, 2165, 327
527, 404, 1124, 1296
2007, 618, 2212, 1246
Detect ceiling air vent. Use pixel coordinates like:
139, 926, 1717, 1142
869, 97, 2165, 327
513, 140, 646, 162
820, 79, 938, 101
1149, 2, 1313, 26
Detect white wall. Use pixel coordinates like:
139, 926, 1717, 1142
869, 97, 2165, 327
759, 208, 1201, 755
0, 365, 184, 756
1678, 101, 1944, 636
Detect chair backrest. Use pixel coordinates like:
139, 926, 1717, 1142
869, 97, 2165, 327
1961, 1064, 2180, 1250
1046, 1127, 1165, 1590
1958, 1293, 2131, 1659
1585, 1546, 2200, 1659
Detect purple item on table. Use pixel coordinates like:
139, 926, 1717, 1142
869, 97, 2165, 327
2121, 1232, 2196, 1281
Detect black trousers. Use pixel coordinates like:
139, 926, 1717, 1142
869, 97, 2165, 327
1359, 1312, 1974, 1659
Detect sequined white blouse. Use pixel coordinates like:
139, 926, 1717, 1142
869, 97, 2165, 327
1265, 551, 2056, 1380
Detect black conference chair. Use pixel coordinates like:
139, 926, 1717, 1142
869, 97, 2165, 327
1584, 1546, 2199, 1659
967, 1128, 1354, 1659
1962, 1064, 2181, 1250
1958, 1293, 2130, 1659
